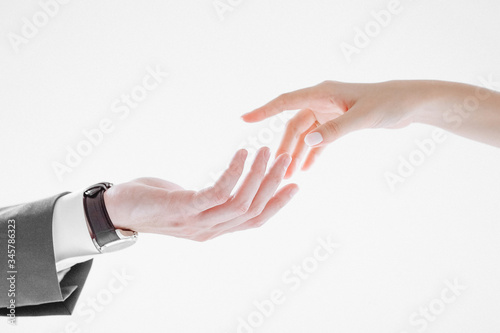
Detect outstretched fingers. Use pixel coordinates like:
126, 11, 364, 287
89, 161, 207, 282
193, 149, 248, 211
209, 152, 292, 233
241, 86, 319, 122
198, 147, 270, 224
220, 183, 299, 235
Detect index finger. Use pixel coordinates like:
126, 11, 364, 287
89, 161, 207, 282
241, 85, 318, 123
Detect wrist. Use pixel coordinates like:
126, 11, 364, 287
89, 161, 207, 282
412, 80, 474, 128
102, 186, 126, 230
84, 182, 138, 253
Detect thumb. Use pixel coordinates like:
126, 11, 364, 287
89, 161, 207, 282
304, 107, 368, 147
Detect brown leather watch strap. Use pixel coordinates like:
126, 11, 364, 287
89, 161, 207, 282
83, 182, 120, 248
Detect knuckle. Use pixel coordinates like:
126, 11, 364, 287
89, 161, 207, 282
192, 192, 210, 210
276, 93, 288, 108
269, 172, 283, 185
250, 159, 267, 174
319, 80, 336, 88
251, 218, 267, 228
234, 200, 252, 214
246, 204, 264, 218
286, 118, 301, 134
252, 166, 267, 178
226, 161, 241, 176
213, 188, 230, 204
323, 121, 341, 138
193, 234, 211, 242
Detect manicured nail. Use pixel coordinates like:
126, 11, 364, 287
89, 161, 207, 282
304, 132, 323, 146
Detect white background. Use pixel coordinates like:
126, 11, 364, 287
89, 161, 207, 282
1, 0, 500, 332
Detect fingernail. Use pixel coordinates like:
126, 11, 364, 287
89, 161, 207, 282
304, 132, 323, 146
284, 159, 295, 176
238, 149, 248, 159
283, 154, 292, 168
263, 147, 271, 160
241, 111, 254, 119
289, 186, 299, 197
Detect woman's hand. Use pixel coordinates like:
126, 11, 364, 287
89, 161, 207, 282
103, 148, 298, 242
242, 80, 500, 178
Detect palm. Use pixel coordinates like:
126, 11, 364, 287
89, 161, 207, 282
103, 149, 298, 242
106, 178, 198, 235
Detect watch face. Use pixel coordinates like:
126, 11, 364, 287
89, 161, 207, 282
84, 182, 113, 197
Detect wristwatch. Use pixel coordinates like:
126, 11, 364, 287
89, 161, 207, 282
83, 182, 138, 253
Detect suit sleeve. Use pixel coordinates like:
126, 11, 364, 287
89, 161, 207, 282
0, 193, 93, 316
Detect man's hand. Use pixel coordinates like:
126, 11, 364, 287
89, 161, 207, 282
103, 148, 298, 242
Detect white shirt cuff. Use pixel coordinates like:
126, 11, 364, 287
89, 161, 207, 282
52, 190, 100, 280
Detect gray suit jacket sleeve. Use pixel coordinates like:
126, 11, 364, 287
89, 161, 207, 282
0, 193, 93, 316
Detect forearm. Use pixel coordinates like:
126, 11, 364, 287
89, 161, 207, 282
414, 80, 500, 147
